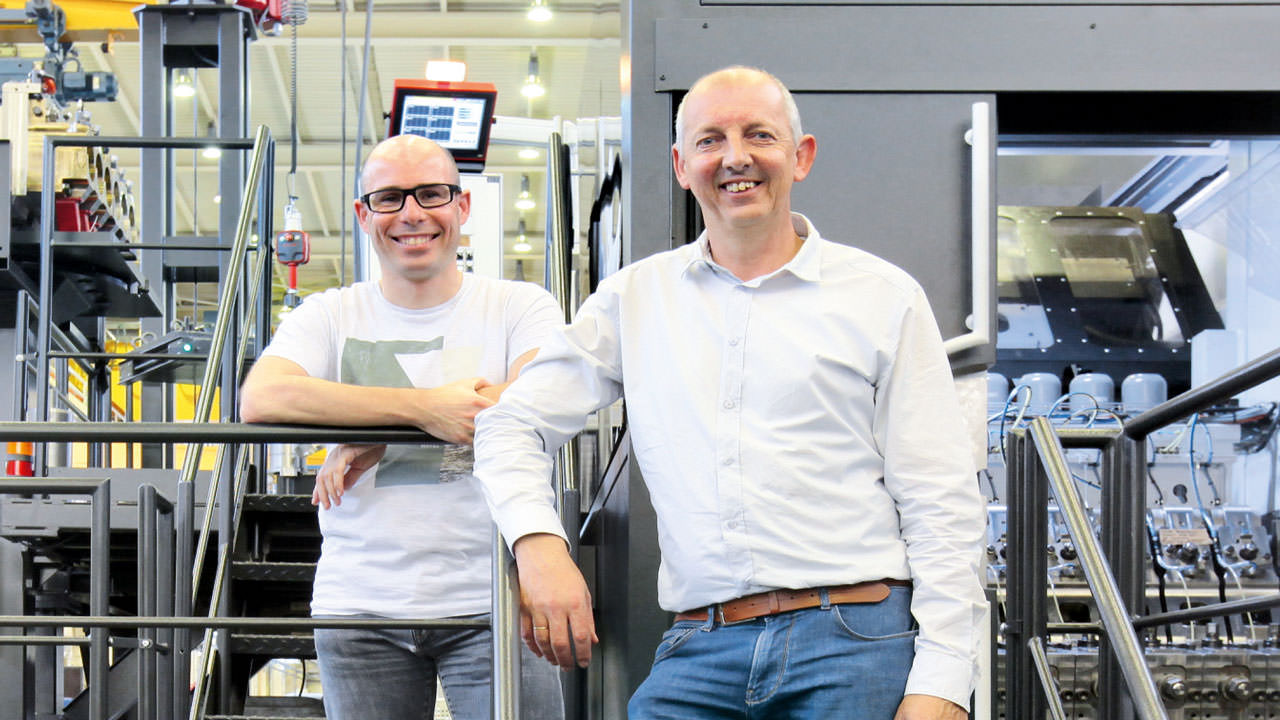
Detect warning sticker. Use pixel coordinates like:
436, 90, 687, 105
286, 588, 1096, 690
1158, 528, 1212, 546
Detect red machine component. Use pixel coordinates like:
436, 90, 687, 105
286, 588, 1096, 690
6, 441, 34, 477
54, 197, 91, 232
234, 0, 283, 26
275, 227, 310, 309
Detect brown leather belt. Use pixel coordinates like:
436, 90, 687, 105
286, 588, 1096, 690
674, 579, 912, 625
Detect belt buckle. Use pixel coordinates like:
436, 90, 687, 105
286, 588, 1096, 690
715, 604, 752, 626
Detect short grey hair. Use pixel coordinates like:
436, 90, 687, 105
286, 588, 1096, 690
673, 66, 803, 148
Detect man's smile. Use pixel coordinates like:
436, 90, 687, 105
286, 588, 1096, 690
721, 180, 759, 193
393, 232, 440, 247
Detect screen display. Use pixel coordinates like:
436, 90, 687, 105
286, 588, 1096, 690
397, 95, 489, 151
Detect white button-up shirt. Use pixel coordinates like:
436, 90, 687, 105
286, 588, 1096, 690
474, 214, 987, 704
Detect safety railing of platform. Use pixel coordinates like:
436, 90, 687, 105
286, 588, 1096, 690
544, 130, 585, 719
1026, 416, 1168, 720
1003, 345, 1280, 720
33, 132, 261, 471
0, 423, 525, 720
544, 131, 581, 553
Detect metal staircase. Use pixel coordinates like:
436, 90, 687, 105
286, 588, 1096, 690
211, 489, 324, 720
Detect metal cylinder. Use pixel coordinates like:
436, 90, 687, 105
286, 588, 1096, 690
1069, 372, 1114, 412
1017, 372, 1061, 415
1121, 373, 1167, 415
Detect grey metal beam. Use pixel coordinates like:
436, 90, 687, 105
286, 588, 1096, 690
652, 5, 1280, 93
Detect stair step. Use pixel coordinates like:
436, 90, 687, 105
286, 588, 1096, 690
209, 695, 326, 719
231, 561, 316, 582
207, 715, 325, 720
243, 494, 316, 513
230, 632, 317, 658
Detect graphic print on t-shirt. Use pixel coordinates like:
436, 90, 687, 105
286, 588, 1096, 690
339, 337, 456, 487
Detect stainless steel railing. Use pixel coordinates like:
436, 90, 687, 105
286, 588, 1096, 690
544, 130, 585, 719
0, 422, 524, 720
1027, 416, 1169, 720
545, 131, 582, 543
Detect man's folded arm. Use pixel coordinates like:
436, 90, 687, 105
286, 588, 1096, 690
240, 355, 493, 445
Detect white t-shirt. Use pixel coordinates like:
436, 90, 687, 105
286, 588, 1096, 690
260, 274, 563, 618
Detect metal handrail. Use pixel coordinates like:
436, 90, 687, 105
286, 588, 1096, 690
0, 422, 433, 443
1028, 417, 1169, 720
545, 130, 584, 720
1125, 345, 1280, 438
1026, 637, 1067, 720
0, 425, 522, 720
190, 229, 275, 601
545, 131, 581, 515
1133, 592, 1280, 630
492, 527, 521, 720
188, 445, 251, 720
0, 616, 491, 631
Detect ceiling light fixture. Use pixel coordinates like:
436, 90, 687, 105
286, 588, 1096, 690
521, 52, 546, 99
515, 175, 536, 211
173, 69, 195, 98
518, 147, 540, 161
201, 121, 221, 159
425, 59, 467, 82
527, 0, 552, 22
513, 218, 532, 253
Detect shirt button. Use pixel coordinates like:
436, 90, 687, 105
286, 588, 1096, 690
723, 400, 736, 409
722, 457, 733, 466
729, 338, 739, 346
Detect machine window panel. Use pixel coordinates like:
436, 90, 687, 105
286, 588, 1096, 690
1048, 216, 1159, 300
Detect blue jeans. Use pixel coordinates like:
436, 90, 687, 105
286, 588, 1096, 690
628, 587, 916, 720
314, 614, 564, 720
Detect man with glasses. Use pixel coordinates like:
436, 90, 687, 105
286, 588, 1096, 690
241, 133, 565, 720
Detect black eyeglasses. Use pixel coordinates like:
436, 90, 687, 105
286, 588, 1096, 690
360, 183, 462, 213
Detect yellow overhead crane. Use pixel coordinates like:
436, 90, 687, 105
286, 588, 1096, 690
0, 0, 151, 36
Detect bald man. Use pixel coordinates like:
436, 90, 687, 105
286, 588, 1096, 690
241, 135, 564, 720
473, 67, 986, 720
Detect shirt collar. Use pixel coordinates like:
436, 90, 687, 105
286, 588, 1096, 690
681, 212, 823, 284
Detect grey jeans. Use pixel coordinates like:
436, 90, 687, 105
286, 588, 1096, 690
314, 614, 564, 720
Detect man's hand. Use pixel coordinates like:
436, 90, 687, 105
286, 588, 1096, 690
414, 377, 495, 444
894, 694, 968, 720
313, 444, 386, 509
512, 533, 597, 670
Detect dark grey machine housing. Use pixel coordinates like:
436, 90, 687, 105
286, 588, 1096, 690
596, 2, 1280, 719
